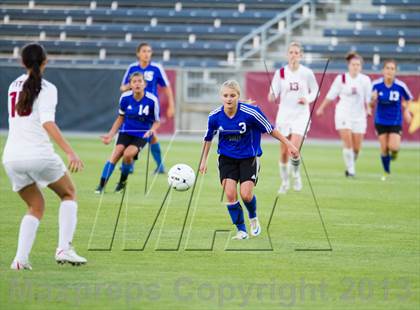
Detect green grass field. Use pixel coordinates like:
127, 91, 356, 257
0, 136, 419, 309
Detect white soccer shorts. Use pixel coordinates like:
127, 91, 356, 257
4, 155, 67, 192
335, 114, 367, 134
276, 115, 310, 137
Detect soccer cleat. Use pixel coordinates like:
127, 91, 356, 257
114, 181, 126, 193
231, 230, 249, 240
381, 173, 390, 181
153, 165, 165, 175
10, 260, 32, 270
278, 181, 290, 194
94, 185, 104, 194
293, 175, 302, 191
250, 217, 261, 237
345, 170, 355, 178
55, 247, 87, 266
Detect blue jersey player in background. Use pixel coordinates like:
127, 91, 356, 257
199, 80, 299, 240
371, 59, 413, 181
120, 42, 175, 174
95, 72, 160, 193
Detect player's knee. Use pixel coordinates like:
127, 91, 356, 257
240, 191, 253, 203
123, 152, 134, 163
30, 203, 45, 220
225, 190, 237, 203
61, 183, 77, 201
389, 146, 399, 153
151, 135, 158, 144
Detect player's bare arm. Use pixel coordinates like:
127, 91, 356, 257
101, 115, 124, 144
43, 121, 83, 173
163, 86, 175, 118
144, 121, 161, 138
199, 141, 212, 174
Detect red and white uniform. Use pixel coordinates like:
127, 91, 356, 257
326, 72, 371, 133
269, 64, 319, 136
2, 74, 66, 191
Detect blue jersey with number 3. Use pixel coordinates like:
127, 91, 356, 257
119, 91, 160, 138
204, 102, 274, 159
372, 78, 413, 126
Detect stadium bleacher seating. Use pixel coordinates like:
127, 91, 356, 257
0, 23, 255, 39
304, 0, 419, 71
324, 29, 419, 42
348, 12, 420, 25
371, 0, 420, 7
0, 0, 418, 69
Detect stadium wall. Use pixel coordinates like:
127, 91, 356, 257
0, 66, 175, 133
0, 66, 418, 141
246, 72, 420, 141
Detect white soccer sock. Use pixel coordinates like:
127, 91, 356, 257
290, 157, 301, 178
58, 200, 78, 250
279, 162, 289, 182
15, 214, 40, 262
342, 148, 355, 174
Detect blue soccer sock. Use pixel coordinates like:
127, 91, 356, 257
227, 201, 246, 232
99, 161, 115, 187
151, 143, 164, 172
119, 162, 134, 183
243, 195, 257, 219
381, 154, 391, 174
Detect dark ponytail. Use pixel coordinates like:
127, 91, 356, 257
16, 43, 47, 116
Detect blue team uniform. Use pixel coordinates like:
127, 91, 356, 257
372, 78, 413, 126
121, 61, 169, 96
204, 102, 273, 235
204, 102, 274, 159
118, 91, 160, 138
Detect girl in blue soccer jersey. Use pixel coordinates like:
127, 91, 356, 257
120, 42, 175, 174
370, 59, 413, 181
95, 72, 160, 193
199, 80, 300, 240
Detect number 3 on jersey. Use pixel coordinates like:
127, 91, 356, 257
238, 122, 246, 134
9, 91, 31, 117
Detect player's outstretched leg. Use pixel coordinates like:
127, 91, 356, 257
290, 157, 302, 191
278, 162, 290, 194
151, 141, 165, 174
95, 161, 116, 194
343, 148, 355, 177
380, 153, 391, 181
379, 133, 392, 181
11, 214, 39, 270
49, 174, 87, 266
243, 195, 260, 237
10, 184, 43, 271
115, 162, 133, 192
227, 201, 249, 240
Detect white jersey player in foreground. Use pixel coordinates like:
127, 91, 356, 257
2, 43, 87, 270
268, 42, 319, 194
316, 52, 372, 177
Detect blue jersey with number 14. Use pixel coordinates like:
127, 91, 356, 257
119, 91, 160, 138
372, 78, 413, 126
204, 102, 274, 159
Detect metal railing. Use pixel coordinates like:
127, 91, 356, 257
235, 0, 315, 66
